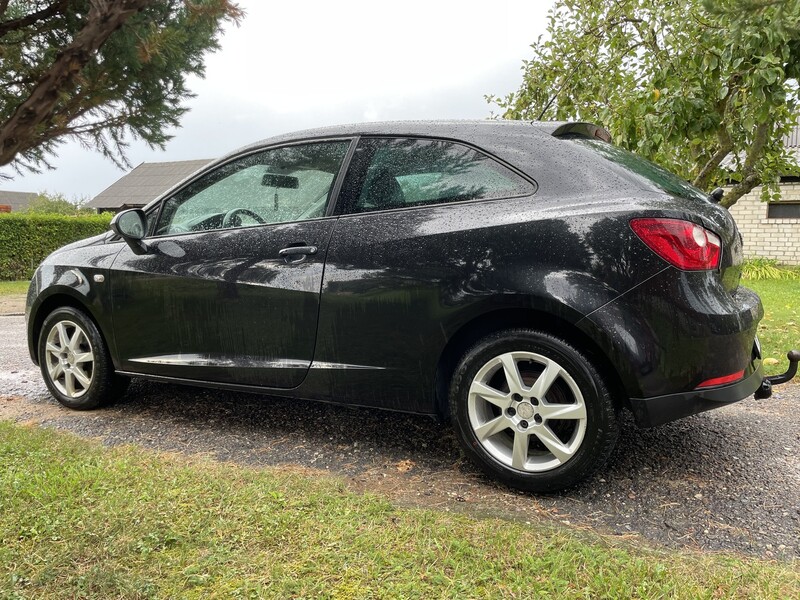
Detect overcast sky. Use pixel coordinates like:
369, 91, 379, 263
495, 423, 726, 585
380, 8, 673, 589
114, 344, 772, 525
6, 0, 556, 199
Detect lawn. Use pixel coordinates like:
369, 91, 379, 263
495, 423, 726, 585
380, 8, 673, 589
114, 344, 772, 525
747, 278, 800, 377
0, 422, 797, 598
0, 280, 29, 295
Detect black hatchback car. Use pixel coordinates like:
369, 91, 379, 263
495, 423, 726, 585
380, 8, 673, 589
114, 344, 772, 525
26, 120, 792, 492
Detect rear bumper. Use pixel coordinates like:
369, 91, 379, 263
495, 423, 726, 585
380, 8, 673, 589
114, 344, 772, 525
629, 362, 764, 428
578, 269, 764, 403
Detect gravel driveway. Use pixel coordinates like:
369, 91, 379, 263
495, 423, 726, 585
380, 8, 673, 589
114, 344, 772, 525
1, 314, 798, 559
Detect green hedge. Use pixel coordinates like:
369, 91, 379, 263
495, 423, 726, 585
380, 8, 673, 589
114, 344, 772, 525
0, 213, 112, 280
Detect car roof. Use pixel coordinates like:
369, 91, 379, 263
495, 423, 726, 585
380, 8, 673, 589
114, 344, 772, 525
230, 120, 568, 157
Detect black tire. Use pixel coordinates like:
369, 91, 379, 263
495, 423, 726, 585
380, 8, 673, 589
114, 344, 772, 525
38, 306, 129, 410
449, 329, 619, 493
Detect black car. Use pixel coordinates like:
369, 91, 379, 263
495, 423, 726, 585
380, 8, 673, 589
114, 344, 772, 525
25, 120, 796, 492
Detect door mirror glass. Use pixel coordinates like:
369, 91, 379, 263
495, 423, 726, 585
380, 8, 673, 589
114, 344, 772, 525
111, 209, 147, 240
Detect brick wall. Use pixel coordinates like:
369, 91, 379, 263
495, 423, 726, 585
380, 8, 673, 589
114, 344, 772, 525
727, 182, 800, 265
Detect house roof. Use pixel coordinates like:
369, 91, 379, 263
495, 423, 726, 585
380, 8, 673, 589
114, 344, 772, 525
86, 159, 212, 210
719, 123, 800, 173
781, 124, 800, 170
784, 124, 800, 148
0, 190, 37, 211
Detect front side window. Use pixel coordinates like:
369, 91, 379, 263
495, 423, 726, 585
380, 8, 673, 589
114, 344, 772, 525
344, 138, 535, 214
155, 140, 350, 235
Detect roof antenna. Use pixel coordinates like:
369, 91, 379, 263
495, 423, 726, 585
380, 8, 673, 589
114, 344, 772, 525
535, 61, 582, 122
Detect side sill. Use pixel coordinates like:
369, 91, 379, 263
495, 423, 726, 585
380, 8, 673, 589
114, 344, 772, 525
115, 371, 437, 418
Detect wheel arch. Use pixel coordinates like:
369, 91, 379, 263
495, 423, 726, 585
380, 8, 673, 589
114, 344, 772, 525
30, 291, 111, 367
433, 307, 629, 420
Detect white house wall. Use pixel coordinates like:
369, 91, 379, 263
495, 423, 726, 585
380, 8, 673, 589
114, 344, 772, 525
728, 183, 800, 265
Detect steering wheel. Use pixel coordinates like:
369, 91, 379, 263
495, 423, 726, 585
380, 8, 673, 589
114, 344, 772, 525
222, 208, 266, 228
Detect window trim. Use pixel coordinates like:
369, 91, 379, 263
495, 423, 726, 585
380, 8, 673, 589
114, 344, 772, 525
331, 135, 538, 217
143, 136, 358, 239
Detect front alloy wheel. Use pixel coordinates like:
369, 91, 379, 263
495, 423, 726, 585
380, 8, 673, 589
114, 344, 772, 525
39, 306, 128, 410
450, 329, 619, 492
43, 320, 95, 399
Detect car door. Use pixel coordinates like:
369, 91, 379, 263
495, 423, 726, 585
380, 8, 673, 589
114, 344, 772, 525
110, 139, 353, 388
310, 136, 537, 411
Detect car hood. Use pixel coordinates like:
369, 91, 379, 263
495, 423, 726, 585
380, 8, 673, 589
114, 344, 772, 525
41, 231, 113, 263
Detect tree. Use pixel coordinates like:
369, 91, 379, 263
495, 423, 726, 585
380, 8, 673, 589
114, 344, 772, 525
0, 0, 242, 178
24, 191, 93, 215
489, 0, 800, 207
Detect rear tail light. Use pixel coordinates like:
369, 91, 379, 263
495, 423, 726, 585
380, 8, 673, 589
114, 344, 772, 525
630, 218, 721, 270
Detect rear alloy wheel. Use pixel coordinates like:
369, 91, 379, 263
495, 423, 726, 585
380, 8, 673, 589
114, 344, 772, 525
450, 329, 618, 492
39, 307, 128, 410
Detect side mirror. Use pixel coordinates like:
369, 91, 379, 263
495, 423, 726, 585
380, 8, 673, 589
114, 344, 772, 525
110, 209, 149, 254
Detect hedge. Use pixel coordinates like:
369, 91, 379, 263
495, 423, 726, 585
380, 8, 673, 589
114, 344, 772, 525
0, 213, 112, 280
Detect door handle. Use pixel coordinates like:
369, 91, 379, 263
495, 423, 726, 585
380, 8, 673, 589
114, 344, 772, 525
278, 245, 318, 257
278, 245, 318, 264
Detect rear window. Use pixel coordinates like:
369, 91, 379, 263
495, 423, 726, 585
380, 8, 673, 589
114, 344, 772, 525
567, 137, 709, 203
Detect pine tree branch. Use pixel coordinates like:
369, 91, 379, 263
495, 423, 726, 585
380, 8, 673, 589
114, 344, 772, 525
0, 0, 70, 37
0, 0, 155, 167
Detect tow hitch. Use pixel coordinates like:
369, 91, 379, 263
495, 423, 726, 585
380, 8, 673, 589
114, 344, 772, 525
754, 350, 800, 400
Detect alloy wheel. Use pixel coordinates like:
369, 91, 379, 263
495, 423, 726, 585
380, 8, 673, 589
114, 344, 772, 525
44, 320, 95, 399
467, 351, 587, 472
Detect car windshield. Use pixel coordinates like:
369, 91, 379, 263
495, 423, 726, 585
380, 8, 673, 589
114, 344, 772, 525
567, 137, 709, 203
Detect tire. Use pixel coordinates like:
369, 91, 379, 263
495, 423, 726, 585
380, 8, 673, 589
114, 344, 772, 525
449, 328, 619, 493
38, 307, 129, 410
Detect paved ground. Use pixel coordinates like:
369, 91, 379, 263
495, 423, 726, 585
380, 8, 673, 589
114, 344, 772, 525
1, 314, 798, 559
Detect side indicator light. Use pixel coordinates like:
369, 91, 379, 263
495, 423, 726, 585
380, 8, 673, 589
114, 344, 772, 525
695, 370, 745, 389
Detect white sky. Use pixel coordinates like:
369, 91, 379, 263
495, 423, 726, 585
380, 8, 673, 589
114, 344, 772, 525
5, 0, 555, 199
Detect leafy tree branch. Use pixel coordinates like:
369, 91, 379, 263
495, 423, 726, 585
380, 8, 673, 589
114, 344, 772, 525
490, 0, 800, 207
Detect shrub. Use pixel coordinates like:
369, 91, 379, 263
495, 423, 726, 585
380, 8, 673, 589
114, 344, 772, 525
0, 213, 112, 280
23, 192, 95, 216
741, 257, 800, 281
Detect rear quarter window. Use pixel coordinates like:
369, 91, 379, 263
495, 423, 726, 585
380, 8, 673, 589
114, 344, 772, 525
344, 137, 535, 213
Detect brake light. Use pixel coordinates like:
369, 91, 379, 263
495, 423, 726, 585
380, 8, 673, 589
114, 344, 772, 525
630, 218, 721, 270
695, 370, 745, 389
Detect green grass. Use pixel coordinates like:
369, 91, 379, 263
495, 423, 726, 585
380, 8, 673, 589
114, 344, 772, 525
0, 422, 797, 599
746, 278, 800, 377
0, 280, 28, 295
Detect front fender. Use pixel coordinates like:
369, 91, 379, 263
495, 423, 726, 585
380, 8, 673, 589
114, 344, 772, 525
27, 243, 122, 366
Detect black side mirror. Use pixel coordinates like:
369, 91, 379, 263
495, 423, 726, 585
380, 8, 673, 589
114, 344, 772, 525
110, 209, 149, 254
709, 187, 725, 203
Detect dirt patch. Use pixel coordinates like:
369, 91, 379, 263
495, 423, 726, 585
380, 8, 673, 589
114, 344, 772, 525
0, 294, 25, 315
